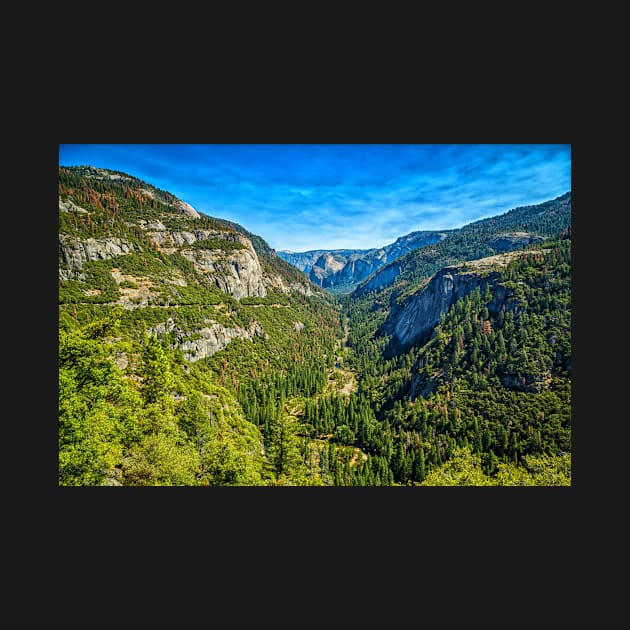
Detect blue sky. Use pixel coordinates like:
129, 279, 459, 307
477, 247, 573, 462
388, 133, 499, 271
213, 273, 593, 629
58, 144, 571, 252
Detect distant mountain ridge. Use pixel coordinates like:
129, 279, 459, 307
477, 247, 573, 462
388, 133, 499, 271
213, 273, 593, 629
353, 191, 571, 298
278, 230, 450, 293
277, 248, 366, 273
278, 193, 571, 296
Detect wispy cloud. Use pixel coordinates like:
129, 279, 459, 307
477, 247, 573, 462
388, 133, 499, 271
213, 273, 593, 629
59, 144, 571, 251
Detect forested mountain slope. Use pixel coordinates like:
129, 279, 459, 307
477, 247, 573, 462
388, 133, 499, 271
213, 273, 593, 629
336, 193, 571, 484
344, 193, 571, 363
342, 236, 571, 484
354, 191, 570, 298
59, 166, 343, 486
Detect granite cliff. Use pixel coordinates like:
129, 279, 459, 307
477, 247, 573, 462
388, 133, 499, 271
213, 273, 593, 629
383, 251, 528, 349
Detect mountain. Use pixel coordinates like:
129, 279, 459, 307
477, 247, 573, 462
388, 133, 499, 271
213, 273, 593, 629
276, 248, 365, 273
279, 192, 570, 296
337, 192, 571, 485
354, 192, 571, 298
59, 166, 319, 305
343, 234, 571, 485
278, 230, 449, 293
383, 251, 525, 350
58, 165, 343, 486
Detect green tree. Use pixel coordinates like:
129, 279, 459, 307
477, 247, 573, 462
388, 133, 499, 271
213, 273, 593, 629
58, 313, 142, 485
494, 452, 571, 486
122, 432, 198, 486
265, 412, 305, 484
140, 332, 174, 406
421, 446, 494, 486
412, 448, 426, 483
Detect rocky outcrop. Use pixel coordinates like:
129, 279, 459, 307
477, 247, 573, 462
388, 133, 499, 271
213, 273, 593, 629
173, 199, 200, 218
321, 257, 379, 288
383, 252, 524, 349
59, 198, 88, 214
179, 247, 266, 299
270, 280, 313, 296
59, 225, 267, 299
354, 261, 402, 295
59, 234, 141, 279
151, 318, 266, 362
288, 282, 313, 296
137, 219, 167, 232
144, 227, 267, 299
309, 252, 348, 285
485, 232, 544, 251
278, 249, 364, 273
145, 228, 250, 249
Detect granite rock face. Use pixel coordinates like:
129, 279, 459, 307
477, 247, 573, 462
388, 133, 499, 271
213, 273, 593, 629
58, 234, 141, 280
59, 214, 268, 299
151, 318, 266, 362
178, 247, 267, 299
354, 261, 402, 295
145, 227, 267, 299
383, 252, 525, 348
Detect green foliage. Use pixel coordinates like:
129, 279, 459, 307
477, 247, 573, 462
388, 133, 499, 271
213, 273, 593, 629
139, 332, 175, 405
353, 192, 570, 313
494, 452, 571, 486
420, 446, 571, 486
420, 447, 494, 486
265, 413, 306, 484
59, 260, 120, 304
175, 381, 267, 485
337, 238, 571, 485
240, 292, 290, 306
58, 310, 268, 485
58, 312, 143, 485
122, 433, 199, 486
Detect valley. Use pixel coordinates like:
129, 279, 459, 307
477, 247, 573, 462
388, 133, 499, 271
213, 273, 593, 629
58, 165, 571, 486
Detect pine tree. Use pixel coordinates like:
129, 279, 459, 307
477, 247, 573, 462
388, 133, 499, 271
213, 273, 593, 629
413, 448, 426, 483
266, 412, 304, 484
140, 332, 174, 405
